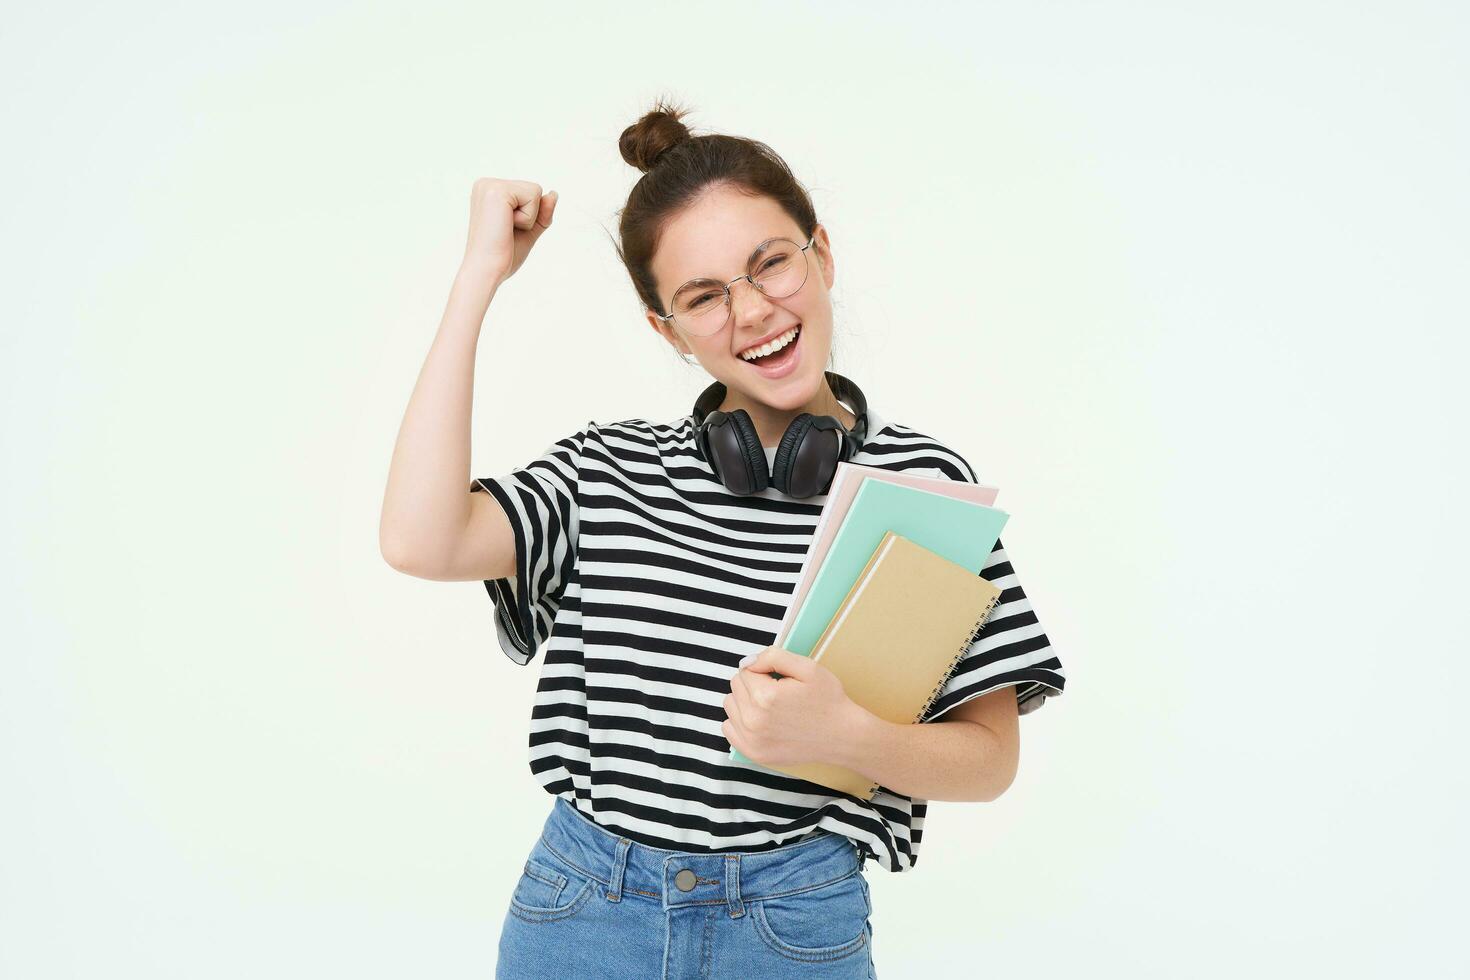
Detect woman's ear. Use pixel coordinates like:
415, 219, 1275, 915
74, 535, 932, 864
814, 225, 835, 288
647, 308, 693, 358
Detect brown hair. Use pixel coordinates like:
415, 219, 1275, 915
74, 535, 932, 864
611, 98, 834, 367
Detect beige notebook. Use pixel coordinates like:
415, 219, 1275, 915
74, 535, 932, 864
766, 531, 1004, 800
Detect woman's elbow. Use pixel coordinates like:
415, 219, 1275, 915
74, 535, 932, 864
380, 525, 436, 577
976, 743, 1020, 802
380, 536, 420, 575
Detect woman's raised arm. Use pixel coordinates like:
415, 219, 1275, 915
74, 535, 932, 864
378, 177, 559, 581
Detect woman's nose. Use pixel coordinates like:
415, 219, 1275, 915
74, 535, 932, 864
728, 277, 775, 329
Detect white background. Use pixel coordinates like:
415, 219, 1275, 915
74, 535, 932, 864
3, 1, 1466, 976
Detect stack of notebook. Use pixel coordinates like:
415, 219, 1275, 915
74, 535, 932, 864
727, 463, 1011, 801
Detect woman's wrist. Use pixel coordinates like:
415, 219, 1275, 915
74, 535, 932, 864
456, 255, 506, 296
827, 701, 888, 771
447, 260, 504, 325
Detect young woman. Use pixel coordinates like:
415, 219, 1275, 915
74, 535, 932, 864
381, 100, 1066, 979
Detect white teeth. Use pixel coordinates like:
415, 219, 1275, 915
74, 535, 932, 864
739, 325, 799, 361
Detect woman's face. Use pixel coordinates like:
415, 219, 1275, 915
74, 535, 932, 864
645, 184, 836, 412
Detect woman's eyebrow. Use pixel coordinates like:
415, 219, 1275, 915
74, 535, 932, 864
746, 236, 784, 261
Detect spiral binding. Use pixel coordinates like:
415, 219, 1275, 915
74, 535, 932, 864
856, 587, 1004, 802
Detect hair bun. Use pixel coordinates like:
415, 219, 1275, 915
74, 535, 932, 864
619, 99, 695, 173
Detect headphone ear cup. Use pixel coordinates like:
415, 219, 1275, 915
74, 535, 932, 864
768, 413, 815, 496
725, 408, 769, 495
696, 410, 724, 465
702, 408, 768, 495
773, 415, 843, 499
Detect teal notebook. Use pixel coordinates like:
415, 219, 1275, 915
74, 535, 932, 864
729, 479, 1009, 767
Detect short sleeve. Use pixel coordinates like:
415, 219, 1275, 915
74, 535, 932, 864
469, 422, 592, 666
919, 536, 1066, 722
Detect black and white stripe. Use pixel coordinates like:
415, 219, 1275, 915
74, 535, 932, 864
469, 405, 1066, 873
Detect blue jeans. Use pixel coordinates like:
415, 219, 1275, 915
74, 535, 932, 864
496, 796, 877, 979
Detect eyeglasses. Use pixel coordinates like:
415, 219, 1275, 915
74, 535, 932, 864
652, 234, 817, 337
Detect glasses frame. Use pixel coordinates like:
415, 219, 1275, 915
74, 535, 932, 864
652, 234, 818, 337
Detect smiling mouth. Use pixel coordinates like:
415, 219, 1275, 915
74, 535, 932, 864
738, 324, 801, 365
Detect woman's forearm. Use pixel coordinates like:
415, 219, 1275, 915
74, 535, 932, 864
378, 259, 500, 573
829, 705, 1016, 803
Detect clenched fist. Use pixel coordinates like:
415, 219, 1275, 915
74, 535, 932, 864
463, 177, 559, 288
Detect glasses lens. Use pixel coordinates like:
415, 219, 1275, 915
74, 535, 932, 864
671, 280, 729, 336
751, 239, 807, 298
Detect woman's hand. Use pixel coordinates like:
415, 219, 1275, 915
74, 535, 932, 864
724, 647, 868, 768
462, 177, 559, 288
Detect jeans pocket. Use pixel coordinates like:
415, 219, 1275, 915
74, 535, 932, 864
753, 871, 871, 963
507, 840, 596, 923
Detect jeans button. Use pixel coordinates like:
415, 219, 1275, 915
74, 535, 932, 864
674, 868, 697, 892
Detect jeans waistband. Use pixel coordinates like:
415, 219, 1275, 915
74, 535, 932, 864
535, 796, 863, 912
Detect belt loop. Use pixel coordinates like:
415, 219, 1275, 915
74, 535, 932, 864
724, 853, 745, 919
606, 837, 632, 903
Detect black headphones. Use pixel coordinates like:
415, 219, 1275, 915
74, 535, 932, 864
691, 370, 869, 498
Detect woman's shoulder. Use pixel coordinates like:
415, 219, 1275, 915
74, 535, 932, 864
589, 414, 696, 445
568, 415, 700, 469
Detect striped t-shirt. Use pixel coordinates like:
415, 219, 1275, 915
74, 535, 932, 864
470, 404, 1065, 873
